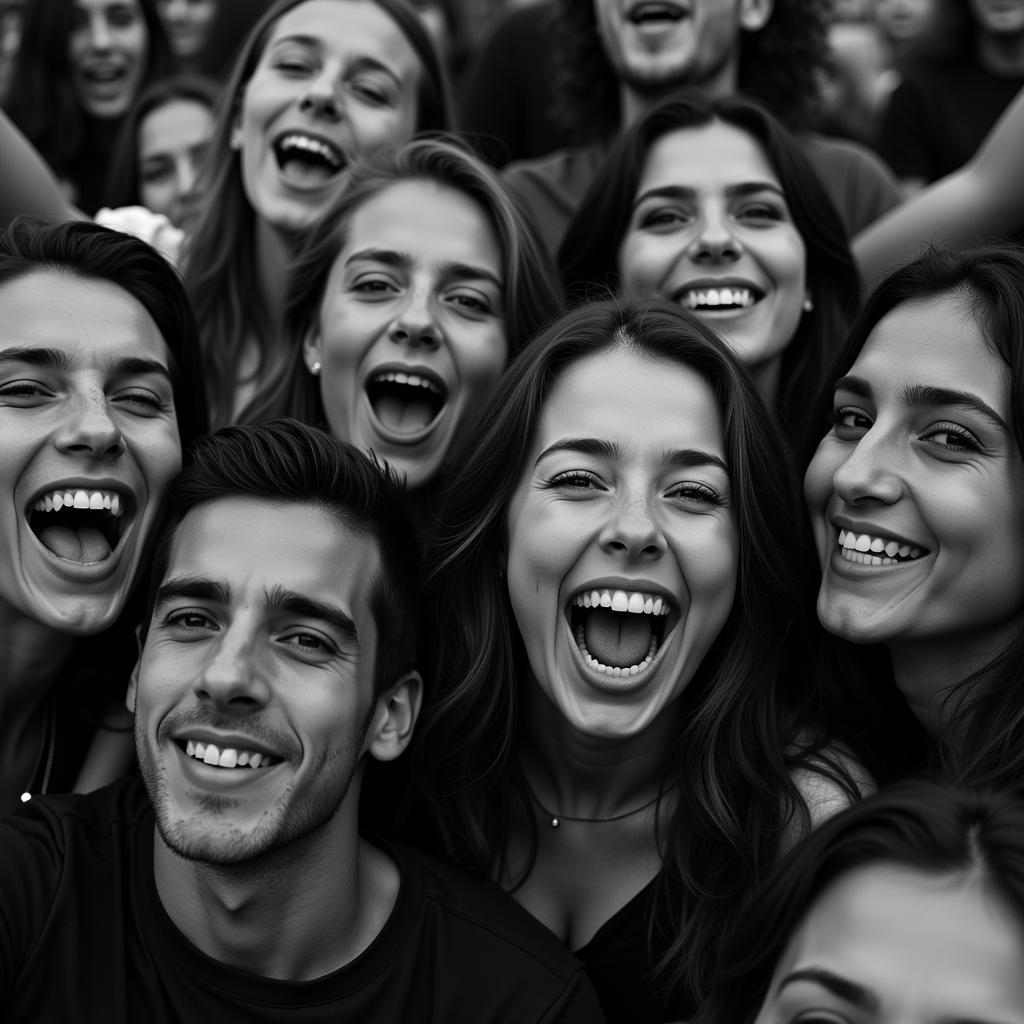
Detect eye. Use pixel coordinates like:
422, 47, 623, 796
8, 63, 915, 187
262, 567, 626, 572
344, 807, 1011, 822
163, 609, 218, 633
665, 481, 724, 507
0, 379, 54, 404
446, 290, 494, 315
638, 206, 690, 231
349, 77, 392, 106
112, 388, 169, 415
140, 160, 174, 185
108, 5, 138, 29
736, 201, 785, 223
279, 630, 338, 658
351, 274, 399, 297
921, 421, 982, 453
827, 405, 872, 437
547, 469, 606, 492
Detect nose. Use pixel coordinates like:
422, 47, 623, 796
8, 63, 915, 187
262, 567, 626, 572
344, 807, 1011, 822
56, 388, 126, 459
388, 286, 442, 350
176, 156, 198, 199
687, 205, 741, 264
599, 491, 666, 560
193, 625, 272, 713
830, 426, 905, 507
89, 12, 113, 50
298, 68, 342, 121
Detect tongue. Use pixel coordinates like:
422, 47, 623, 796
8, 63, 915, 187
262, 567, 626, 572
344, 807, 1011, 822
373, 394, 437, 434
584, 608, 653, 668
37, 525, 112, 563
280, 158, 335, 187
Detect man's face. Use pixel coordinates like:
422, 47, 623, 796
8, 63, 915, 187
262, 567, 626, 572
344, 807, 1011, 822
593, 0, 772, 97
130, 496, 387, 865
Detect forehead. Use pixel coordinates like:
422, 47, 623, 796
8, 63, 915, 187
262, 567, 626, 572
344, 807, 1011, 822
140, 98, 214, 151
639, 121, 780, 192
74, 0, 142, 16
533, 346, 726, 455
0, 269, 169, 368
165, 496, 381, 618
339, 180, 502, 270
262, 0, 420, 69
852, 292, 1010, 413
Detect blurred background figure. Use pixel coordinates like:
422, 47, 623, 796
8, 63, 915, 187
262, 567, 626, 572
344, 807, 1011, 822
156, 0, 216, 68
156, 0, 274, 78
0, 0, 24, 104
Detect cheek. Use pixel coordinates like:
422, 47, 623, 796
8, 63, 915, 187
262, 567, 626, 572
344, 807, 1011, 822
450, 327, 507, 392
618, 233, 675, 296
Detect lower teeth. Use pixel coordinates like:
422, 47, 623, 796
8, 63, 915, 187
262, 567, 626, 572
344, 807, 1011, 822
575, 625, 657, 677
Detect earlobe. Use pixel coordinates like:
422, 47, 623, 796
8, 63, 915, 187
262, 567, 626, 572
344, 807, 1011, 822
738, 0, 773, 32
302, 324, 324, 376
367, 671, 423, 763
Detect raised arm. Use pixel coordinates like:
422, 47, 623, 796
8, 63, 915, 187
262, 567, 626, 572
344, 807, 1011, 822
0, 109, 81, 225
854, 85, 1024, 287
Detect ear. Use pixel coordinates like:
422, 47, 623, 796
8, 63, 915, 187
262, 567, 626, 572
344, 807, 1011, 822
738, 0, 773, 32
302, 323, 323, 374
365, 671, 423, 763
126, 623, 145, 714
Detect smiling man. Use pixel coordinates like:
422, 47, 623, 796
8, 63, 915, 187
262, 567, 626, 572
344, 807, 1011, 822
0, 420, 604, 1022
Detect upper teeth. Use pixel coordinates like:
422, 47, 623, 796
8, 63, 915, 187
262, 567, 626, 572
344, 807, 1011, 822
573, 589, 669, 615
33, 489, 122, 515
184, 740, 276, 769
278, 133, 343, 169
683, 287, 755, 310
837, 529, 922, 560
373, 371, 442, 394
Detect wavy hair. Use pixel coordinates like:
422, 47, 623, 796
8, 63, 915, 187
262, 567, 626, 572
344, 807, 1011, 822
558, 91, 861, 442
805, 241, 1024, 791
413, 297, 858, 1009
697, 781, 1024, 1023
242, 134, 563, 428
548, 0, 831, 142
183, 0, 455, 428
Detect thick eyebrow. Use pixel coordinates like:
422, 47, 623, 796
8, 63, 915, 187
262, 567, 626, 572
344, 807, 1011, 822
109, 356, 173, 384
154, 575, 231, 612
345, 248, 504, 290
268, 35, 401, 81
0, 348, 171, 383
535, 437, 728, 474
776, 968, 879, 1013
834, 375, 1008, 432
265, 585, 359, 646
632, 181, 787, 209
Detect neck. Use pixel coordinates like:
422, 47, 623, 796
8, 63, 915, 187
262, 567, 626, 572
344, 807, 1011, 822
520, 686, 678, 820
255, 218, 292, 326
618, 62, 739, 128
976, 30, 1024, 76
748, 354, 782, 416
153, 790, 399, 981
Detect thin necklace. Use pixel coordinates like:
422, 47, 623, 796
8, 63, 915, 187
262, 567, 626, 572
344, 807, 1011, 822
524, 778, 674, 829
21, 700, 55, 803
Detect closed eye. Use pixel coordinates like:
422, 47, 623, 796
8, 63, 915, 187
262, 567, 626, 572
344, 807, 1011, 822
547, 469, 606, 491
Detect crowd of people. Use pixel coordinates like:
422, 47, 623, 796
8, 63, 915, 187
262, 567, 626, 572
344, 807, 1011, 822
1, 0, 1024, 1021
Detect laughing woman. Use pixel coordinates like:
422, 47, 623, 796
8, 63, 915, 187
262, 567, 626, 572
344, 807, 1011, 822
804, 241, 1024, 791
558, 93, 860, 442
182, 0, 453, 429
0, 218, 207, 812
256, 136, 561, 515
412, 298, 864, 1022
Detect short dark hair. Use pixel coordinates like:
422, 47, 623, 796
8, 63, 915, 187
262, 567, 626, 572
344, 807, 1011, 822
0, 217, 209, 449
697, 781, 1024, 1024
142, 419, 420, 697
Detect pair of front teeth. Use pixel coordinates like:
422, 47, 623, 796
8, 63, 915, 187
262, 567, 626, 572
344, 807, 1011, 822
573, 589, 669, 615
838, 528, 922, 560
374, 370, 441, 393
277, 133, 343, 169
33, 489, 122, 515
185, 740, 275, 769
683, 287, 755, 309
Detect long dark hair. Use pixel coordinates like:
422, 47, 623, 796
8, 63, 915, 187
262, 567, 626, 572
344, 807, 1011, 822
697, 781, 1024, 1023
559, 91, 861, 443
184, 0, 455, 428
414, 297, 859, 1009
807, 242, 1024, 790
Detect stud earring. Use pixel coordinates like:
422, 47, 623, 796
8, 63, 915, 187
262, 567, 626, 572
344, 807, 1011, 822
802, 296, 814, 313
229, 126, 243, 151
310, 361, 321, 376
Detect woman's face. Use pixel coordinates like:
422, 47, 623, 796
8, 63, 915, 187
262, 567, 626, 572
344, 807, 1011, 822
157, 0, 217, 61
138, 96, 215, 226
618, 122, 807, 398
505, 346, 738, 739
804, 291, 1024, 662
68, 0, 149, 119
754, 862, 1024, 1024
0, 270, 181, 636
238, 0, 421, 235
305, 179, 507, 491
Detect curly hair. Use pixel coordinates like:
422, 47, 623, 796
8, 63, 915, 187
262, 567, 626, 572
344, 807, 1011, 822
549, 0, 831, 142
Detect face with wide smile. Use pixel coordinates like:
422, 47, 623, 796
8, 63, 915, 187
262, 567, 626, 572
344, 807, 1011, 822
305, 179, 507, 491
0, 270, 181, 636
131, 497, 386, 865
804, 291, 1024, 668
69, 0, 148, 120
754, 862, 1024, 1024
618, 122, 807, 402
237, 0, 421, 235
505, 345, 738, 739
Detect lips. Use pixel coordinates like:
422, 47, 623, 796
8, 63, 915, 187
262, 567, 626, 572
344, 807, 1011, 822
364, 366, 448, 440
627, 1, 687, 23
26, 484, 134, 565
272, 131, 346, 188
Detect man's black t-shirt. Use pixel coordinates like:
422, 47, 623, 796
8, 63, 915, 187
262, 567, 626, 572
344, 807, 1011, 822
0, 780, 605, 1022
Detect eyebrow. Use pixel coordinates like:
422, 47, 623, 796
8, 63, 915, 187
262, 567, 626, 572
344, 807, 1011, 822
777, 968, 879, 1012
269, 35, 400, 81
0, 347, 172, 383
632, 181, 787, 209
345, 248, 504, 290
154, 575, 231, 611
834, 375, 1009, 432
535, 437, 728, 474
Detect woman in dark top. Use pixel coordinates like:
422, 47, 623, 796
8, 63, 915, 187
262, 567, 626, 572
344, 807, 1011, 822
413, 297, 864, 1021
5, 0, 176, 214
0, 218, 208, 811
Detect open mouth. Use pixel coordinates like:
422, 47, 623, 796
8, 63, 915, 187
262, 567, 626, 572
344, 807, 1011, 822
678, 285, 762, 312
178, 739, 283, 771
627, 1, 686, 24
365, 369, 447, 436
273, 132, 346, 186
567, 588, 676, 677
82, 65, 128, 87
836, 528, 926, 566
28, 488, 131, 564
